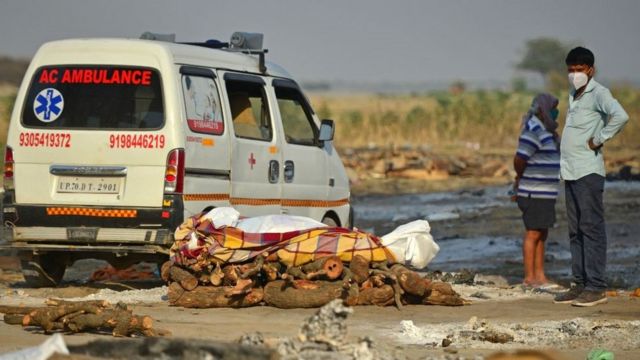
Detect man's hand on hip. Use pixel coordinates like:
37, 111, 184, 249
588, 137, 603, 151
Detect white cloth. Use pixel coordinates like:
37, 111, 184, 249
200, 207, 326, 233
381, 220, 439, 269
201, 207, 240, 228
237, 214, 326, 233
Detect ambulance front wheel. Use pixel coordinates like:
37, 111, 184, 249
20, 253, 67, 288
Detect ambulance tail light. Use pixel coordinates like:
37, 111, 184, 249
3, 146, 14, 190
164, 148, 185, 194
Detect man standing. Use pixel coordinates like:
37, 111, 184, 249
554, 47, 629, 307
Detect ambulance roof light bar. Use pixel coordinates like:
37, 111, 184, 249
229, 32, 263, 51
140, 31, 268, 73
228, 32, 268, 73
140, 32, 176, 42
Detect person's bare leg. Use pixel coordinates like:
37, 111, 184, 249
523, 229, 542, 285
534, 229, 549, 284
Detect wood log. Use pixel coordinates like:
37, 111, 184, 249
301, 256, 343, 280
264, 280, 358, 309
284, 266, 306, 280
167, 282, 185, 304
4, 301, 161, 337
424, 282, 465, 306
3, 314, 25, 325
239, 255, 265, 279
262, 262, 281, 282
224, 278, 253, 297
112, 312, 153, 337
390, 264, 427, 296
349, 255, 370, 284
209, 262, 224, 286
357, 284, 395, 306
198, 273, 211, 285
0, 305, 40, 315
65, 313, 106, 332
168, 266, 199, 291
160, 261, 173, 282
426, 281, 457, 296
45, 299, 110, 308
168, 285, 264, 308
361, 272, 404, 309
222, 265, 239, 286
361, 274, 386, 289
23, 303, 103, 333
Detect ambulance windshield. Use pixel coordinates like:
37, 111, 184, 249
22, 66, 164, 130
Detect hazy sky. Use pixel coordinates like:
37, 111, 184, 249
1, 0, 638, 86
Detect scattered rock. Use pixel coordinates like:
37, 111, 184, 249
470, 292, 491, 300
473, 275, 509, 288
298, 299, 352, 345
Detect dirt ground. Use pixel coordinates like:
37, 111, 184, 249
0, 181, 639, 359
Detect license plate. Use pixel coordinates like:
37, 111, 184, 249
67, 227, 98, 241
57, 177, 120, 194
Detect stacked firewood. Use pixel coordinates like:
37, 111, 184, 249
1, 299, 170, 337
164, 254, 466, 309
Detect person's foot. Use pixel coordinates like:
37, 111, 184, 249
571, 290, 607, 307
534, 276, 550, 284
553, 284, 584, 304
521, 279, 540, 291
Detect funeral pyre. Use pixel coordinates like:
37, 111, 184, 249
165, 208, 466, 309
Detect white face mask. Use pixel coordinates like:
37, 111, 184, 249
568, 72, 589, 90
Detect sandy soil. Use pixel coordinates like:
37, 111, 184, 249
0, 285, 638, 359
0, 181, 639, 359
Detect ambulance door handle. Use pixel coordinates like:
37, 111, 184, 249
284, 160, 294, 183
268, 160, 279, 184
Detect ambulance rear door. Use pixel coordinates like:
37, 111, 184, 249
11, 65, 171, 209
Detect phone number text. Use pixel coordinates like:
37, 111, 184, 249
19, 132, 71, 148
109, 134, 165, 149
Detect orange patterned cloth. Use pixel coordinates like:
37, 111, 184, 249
170, 214, 395, 270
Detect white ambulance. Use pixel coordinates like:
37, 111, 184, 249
1, 32, 351, 286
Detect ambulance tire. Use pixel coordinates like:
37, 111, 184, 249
321, 215, 339, 227
20, 254, 66, 288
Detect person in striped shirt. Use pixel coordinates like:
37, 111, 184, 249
512, 93, 561, 288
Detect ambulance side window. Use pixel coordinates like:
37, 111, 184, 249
181, 75, 224, 135
226, 80, 272, 141
274, 86, 317, 146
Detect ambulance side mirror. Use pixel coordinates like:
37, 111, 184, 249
318, 119, 335, 143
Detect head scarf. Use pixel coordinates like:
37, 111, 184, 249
522, 93, 559, 132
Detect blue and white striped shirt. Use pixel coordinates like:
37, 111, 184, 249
516, 116, 560, 199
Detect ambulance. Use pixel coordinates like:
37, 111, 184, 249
1, 32, 351, 286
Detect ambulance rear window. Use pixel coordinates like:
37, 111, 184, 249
22, 66, 163, 130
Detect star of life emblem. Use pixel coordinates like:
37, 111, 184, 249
33, 88, 64, 123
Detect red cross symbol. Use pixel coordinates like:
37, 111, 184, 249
248, 153, 256, 170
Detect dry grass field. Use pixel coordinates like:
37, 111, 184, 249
310, 87, 640, 157
1, 85, 638, 159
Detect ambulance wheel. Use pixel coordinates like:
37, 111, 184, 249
321, 215, 339, 227
20, 254, 66, 287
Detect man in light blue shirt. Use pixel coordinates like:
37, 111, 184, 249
554, 47, 629, 307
